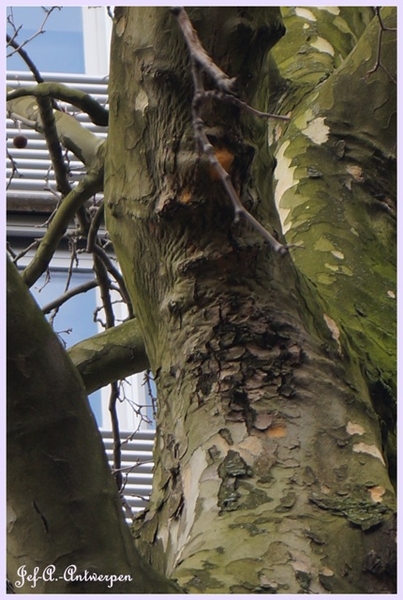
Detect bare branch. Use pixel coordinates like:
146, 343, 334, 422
93, 254, 115, 330
36, 95, 72, 197
199, 90, 290, 122
109, 382, 123, 492
42, 278, 99, 314
92, 245, 134, 316
10, 239, 41, 265
22, 168, 104, 288
192, 100, 287, 254
86, 200, 105, 252
68, 319, 149, 395
7, 34, 49, 87
170, 7, 237, 94
6, 7, 60, 59
7, 90, 105, 168
7, 83, 109, 127
6, 148, 21, 189
172, 8, 290, 255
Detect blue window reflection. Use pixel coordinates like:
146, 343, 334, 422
7, 6, 85, 73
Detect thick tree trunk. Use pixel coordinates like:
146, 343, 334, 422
7, 258, 179, 594
105, 7, 396, 593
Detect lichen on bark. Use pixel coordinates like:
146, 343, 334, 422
105, 7, 396, 594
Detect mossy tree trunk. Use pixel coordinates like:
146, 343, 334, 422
105, 7, 396, 594
270, 6, 396, 477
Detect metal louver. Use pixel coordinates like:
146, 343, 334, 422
101, 430, 155, 517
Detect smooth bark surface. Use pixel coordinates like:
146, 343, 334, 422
105, 7, 396, 593
68, 318, 149, 394
7, 258, 179, 593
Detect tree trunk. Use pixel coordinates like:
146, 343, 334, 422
7, 258, 179, 594
105, 7, 396, 593
270, 6, 396, 480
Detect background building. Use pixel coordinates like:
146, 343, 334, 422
7, 6, 154, 518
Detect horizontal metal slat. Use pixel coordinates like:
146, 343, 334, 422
101, 430, 155, 512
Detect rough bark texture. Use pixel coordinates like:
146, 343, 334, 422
105, 7, 396, 593
7, 258, 179, 594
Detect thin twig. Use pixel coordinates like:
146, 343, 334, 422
7, 34, 47, 86
192, 95, 287, 254
6, 7, 60, 60
6, 148, 21, 189
86, 200, 105, 252
42, 278, 99, 314
21, 168, 103, 288
199, 90, 290, 122
170, 7, 237, 94
92, 245, 134, 315
6, 33, 60, 112
11, 239, 41, 264
109, 381, 123, 492
93, 254, 115, 330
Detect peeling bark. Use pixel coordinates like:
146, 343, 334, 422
105, 7, 396, 593
270, 7, 396, 481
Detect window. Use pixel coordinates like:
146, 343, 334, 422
7, 7, 86, 74
7, 6, 112, 76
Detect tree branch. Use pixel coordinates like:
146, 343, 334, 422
7, 88, 105, 168
7, 258, 176, 593
68, 319, 149, 395
7, 7, 60, 60
173, 7, 290, 255
92, 245, 134, 315
36, 95, 72, 197
42, 278, 99, 314
7, 83, 109, 126
21, 168, 104, 288
109, 382, 123, 492
170, 7, 237, 93
7, 33, 53, 87
93, 253, 115, 329
86, 200, 105, 252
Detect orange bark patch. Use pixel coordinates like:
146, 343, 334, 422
179, 189, 192, 204
268, 424, 287, 438
209, 146, 235, 180
368, 485, 385, 503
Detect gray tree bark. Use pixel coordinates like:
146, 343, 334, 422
104, 7, 396, 593
7, 6, 396, 594
7, 258, 179, 593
